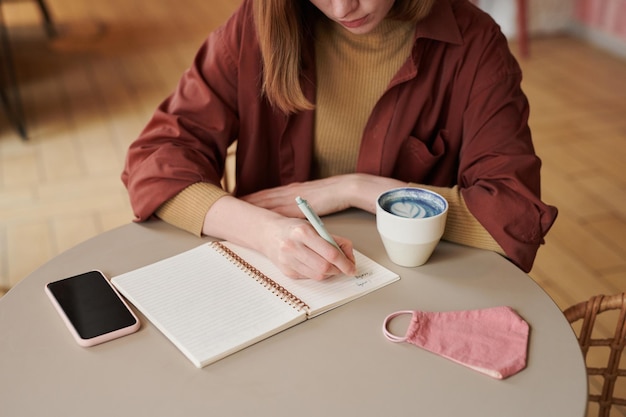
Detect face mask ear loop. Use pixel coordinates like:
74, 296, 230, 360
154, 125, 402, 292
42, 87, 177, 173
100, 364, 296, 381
382, 310, 414, 343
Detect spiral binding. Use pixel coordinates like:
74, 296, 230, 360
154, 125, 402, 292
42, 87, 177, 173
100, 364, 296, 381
211, 241, 310, 312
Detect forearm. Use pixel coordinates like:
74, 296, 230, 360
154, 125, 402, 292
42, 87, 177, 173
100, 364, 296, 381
202, 195, 284, 254
156, 183, 281, 254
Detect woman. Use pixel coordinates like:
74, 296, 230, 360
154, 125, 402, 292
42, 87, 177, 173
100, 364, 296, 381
122, 0, 557, 279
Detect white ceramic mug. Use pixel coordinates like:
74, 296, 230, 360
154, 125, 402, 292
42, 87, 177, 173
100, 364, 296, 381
376, 187, 448, 267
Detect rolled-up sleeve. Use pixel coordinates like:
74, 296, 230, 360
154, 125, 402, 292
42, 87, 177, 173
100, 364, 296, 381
458, 36, 557, 272
121, 3, 244, 221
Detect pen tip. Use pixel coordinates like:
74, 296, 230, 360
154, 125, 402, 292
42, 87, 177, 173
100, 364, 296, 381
295, 196, 303, 204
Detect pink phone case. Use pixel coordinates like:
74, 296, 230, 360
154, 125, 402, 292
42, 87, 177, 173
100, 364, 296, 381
45, 271, 140, 347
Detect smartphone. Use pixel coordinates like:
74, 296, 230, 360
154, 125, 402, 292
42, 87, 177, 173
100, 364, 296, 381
45, 270, 140, 347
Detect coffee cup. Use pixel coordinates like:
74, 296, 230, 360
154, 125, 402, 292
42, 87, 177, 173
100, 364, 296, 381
376, 187, 448, 267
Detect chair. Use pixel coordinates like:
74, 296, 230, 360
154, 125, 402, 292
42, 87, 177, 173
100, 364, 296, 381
0, 0, 56, 140
0, 4, 27, 139
564, 293, 626, 417
0, 0, 56, 37
470, 0, 529, 58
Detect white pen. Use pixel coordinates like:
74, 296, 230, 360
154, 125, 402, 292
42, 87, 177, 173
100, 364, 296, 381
295, 196, 342, 252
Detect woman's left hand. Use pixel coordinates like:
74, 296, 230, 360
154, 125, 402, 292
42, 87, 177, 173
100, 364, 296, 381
241, 173, 407, 217
241, 176, 352, 217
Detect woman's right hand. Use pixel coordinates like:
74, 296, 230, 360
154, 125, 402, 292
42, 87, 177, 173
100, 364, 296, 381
202, 196, 356, 280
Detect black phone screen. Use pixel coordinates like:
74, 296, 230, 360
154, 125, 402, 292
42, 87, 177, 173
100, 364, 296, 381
46, 271, 138, 340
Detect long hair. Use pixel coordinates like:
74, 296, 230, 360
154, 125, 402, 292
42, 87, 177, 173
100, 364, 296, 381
253, 0, 436, 114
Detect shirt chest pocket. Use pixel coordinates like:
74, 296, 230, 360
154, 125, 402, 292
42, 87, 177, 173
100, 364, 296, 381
392, 130, 447, 183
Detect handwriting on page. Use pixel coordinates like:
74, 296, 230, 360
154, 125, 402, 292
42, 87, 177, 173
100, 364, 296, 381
355, 271, 373, 287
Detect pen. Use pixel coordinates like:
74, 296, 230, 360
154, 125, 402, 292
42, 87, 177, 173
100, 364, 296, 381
295, 196, 342, 252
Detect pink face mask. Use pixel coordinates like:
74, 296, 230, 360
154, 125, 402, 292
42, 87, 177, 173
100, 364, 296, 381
382, 306, 530, 379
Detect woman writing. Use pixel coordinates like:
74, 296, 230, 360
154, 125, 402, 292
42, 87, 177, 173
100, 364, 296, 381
122, 0, 557, 280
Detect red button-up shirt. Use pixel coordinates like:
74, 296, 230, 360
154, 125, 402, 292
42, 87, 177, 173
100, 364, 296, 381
122, 0, 557, 272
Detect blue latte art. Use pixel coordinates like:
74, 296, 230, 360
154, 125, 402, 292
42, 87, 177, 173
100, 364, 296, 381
379, 188, 447, 219
388, 200, 434, 218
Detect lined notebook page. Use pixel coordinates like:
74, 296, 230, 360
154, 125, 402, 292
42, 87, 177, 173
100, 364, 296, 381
221, 242, 400, 317
111, 244, 306, 368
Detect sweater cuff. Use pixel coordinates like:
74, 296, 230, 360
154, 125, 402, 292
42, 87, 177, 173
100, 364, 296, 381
155, 183, 229, 237
410, 184, 505, 256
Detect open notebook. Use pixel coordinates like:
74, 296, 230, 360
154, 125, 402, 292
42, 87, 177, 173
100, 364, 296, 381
111, 241, 399, 368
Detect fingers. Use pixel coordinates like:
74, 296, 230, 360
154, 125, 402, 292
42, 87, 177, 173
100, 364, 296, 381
279, 258, 342, 281
241, 179, 346, 217
335, 236, 357, 274
281, 225, 355, 280
273, 244, 341, 281
241, 190, 302, 217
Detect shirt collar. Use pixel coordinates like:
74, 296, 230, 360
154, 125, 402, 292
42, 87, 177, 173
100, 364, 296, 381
414, 0, 463, 45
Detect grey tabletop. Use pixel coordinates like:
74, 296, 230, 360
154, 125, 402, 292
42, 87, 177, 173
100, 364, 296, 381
0, 210, 587, 417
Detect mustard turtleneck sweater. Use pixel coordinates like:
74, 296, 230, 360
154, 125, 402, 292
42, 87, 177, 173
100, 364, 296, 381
155, 18, 504, 258
312, 18, 414, 178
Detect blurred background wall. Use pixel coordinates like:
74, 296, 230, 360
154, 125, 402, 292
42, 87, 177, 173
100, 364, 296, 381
481, 0, 626, 58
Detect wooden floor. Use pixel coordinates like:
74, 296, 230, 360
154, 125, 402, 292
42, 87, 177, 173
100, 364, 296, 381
1, 2, 625, 310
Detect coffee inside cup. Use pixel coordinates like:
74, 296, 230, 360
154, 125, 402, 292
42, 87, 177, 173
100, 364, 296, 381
379, 189, 446, 219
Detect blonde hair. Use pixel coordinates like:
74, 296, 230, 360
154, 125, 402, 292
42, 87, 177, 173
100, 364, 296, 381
253, 0, 436, 114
